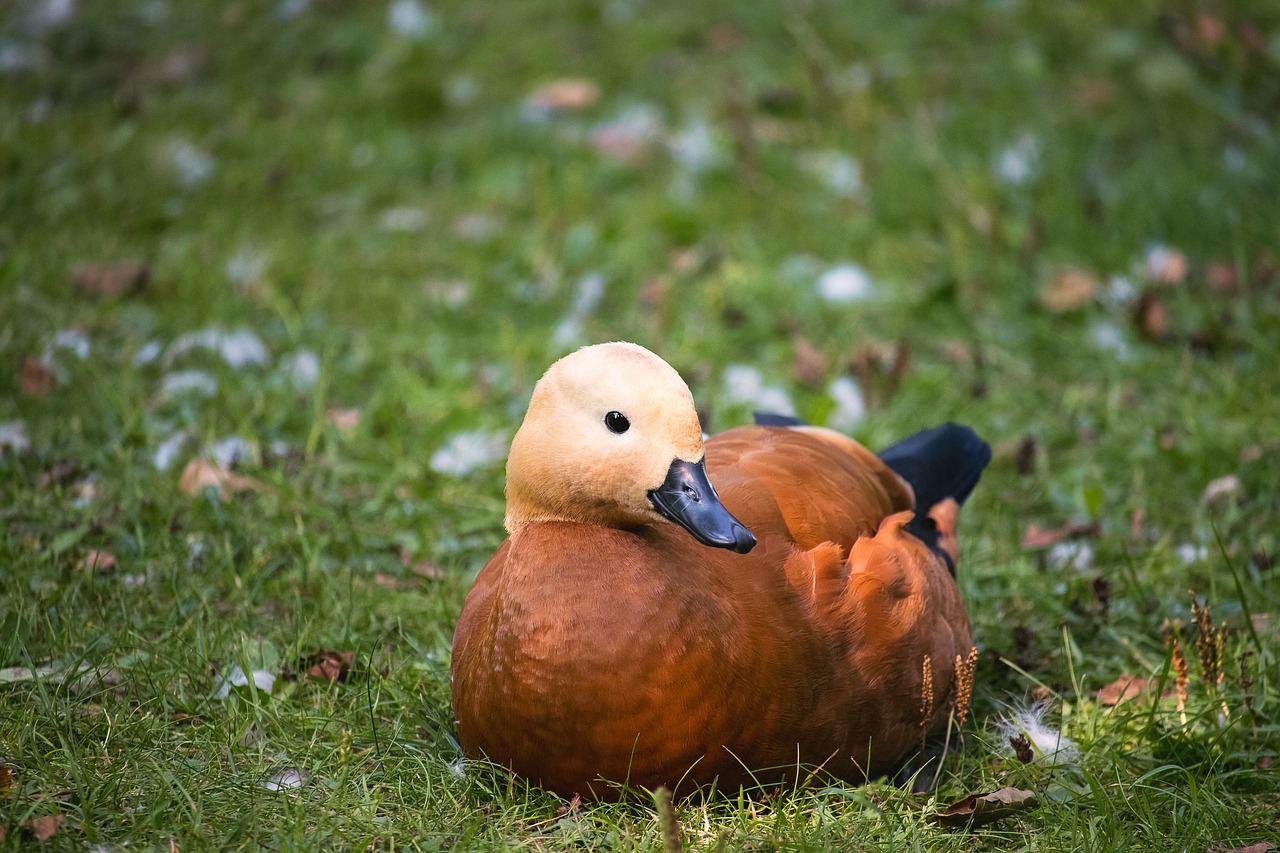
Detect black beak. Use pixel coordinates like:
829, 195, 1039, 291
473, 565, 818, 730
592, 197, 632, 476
647, 458, 756, 554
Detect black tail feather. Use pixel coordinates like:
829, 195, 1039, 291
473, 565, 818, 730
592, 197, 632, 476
879, 423, 991, 575
877, 423, 991, 512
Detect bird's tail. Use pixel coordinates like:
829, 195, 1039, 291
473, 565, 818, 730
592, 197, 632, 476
877, 423, 991, 573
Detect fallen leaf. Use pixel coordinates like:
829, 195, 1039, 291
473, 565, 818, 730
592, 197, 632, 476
300, 649, 354, 683
19, 357, 55, 398
77, 549, 117, 572
1096, 674, 1151, 706
1041, 269, 1097, 313
1071, 76, 1114, 108
1132, 291, 1170, 340
1208, 844, 1275, 853
706, 23, 745, 51
1020, 522, 1096, 550
0, 763, 12, 797
1205, 261, 1238, 293
408, 561, 444, 580
326, 407, 361, 431
1014, 435, 1037, 476
71, 260, 148, 297
27, 814, 65, 841
930, 786, 1038, 827
178, 458, 261, 498
525, 78, 600, 112
791, 338, 826, 388
373, 573, 416, 590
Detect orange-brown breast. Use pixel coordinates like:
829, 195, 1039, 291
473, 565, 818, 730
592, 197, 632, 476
450, 426, 971, 799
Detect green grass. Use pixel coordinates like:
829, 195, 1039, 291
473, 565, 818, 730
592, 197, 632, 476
3, 0, 1280, 848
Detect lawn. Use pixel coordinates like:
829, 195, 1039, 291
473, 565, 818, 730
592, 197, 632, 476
2, 0, 1279, 849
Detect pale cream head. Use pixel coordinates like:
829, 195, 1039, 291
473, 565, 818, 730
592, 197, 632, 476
504, 342, 706, 534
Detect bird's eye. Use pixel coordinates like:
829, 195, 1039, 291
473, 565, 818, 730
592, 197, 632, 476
604, 411, 631, 434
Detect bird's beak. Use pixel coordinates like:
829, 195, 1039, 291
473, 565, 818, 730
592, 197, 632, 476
647, 458, 756, 554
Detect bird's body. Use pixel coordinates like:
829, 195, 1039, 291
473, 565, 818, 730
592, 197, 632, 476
450, 344, 989, 799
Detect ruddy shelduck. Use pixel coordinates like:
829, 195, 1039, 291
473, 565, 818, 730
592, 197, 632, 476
451, 342, 991, 799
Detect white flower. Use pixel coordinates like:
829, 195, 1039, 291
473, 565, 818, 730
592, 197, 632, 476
430, 430, 509, 477
669, 119, 720, 173
159, 370, 217, 398
388, 0, 434, 38
169, 140, 215, 187
723, 365, 795, 417
281, 349, 320, 391
133, 340, 163, 367
826, 377, 865, 431
994, 132, 1039, 186
0, 421, 30, 453
226, 248, 267, 285
1046, 541, 1094, 572
817, 264, 875, 303
378, 206, 428, 232
214, 665, 275, 698
264, 767, 306, 791
153, 430, 190, 471
799, 150, 862, 196
168, 328, 269, 368
208, 436, 254, 469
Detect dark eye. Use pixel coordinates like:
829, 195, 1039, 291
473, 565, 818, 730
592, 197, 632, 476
604, 411, 630, 434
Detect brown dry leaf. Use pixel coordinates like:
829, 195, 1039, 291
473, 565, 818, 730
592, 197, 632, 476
1147, 247, 1188, 285
1133, 292, 1170, 340
706, 23, 745, 51
940, 340, 973, 367
326, 407, 361, 431
71, 260, 149, 297
526, 79, 600, 112
178, 458, 261, 498
930, 787, 1037, 827
408, 561, 444, 581
301, 649, 354, 683
1206, 261, 1238, 293
1014, 435, 1037, 476
373, 573, 416, 590
0, 763, 12, 797
1096, 674, 1151, 706
1071, 76, 1114, 108
19, 357, 55, 398
1208, 844, 1275, 853
1021, 522, 1096, 550
77, 550, 117, 572
28, 814, 65, 841
791, 339, 826, 388
1041, 269, 1097, 313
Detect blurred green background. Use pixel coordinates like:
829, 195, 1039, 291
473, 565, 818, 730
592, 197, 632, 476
2, 0, 1279, 848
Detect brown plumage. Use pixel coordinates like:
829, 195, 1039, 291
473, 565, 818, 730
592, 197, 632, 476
450, 343, 987, 799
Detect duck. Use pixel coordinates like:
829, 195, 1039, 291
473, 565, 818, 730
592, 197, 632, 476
450, 342, 991, 799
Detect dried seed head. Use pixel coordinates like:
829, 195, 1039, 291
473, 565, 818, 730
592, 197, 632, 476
953, 647, 979, 728
919, 655, 934, 752
1189, 591, 1225, 690
1171, 633, 1189, 720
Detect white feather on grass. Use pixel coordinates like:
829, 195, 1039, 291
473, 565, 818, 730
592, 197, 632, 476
994, 702, 1080, 766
